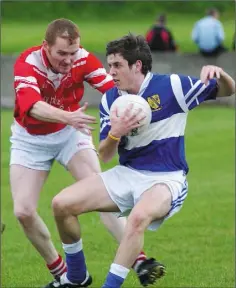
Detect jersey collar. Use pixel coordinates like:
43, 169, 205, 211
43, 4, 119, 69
41, 46, 51, 69
119, 72, 153, 96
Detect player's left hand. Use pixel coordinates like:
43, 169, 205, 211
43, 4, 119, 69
110, 103, 146, 138
200, 65, 224, 85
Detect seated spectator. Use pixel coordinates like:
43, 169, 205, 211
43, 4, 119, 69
192, 7, 227, 57
145, 14, 178, 52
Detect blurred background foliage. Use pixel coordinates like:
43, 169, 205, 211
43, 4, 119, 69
2, 1, 235, 22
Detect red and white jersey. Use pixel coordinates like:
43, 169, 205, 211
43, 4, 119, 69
14, 45, 114, 135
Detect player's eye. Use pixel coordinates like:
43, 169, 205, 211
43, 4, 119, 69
58, 52, 67, 56
114, 63, 120, 68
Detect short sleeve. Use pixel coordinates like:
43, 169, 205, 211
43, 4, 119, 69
170, 74, 218, 112
99, 93, 111, 141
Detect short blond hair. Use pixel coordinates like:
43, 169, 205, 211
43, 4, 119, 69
45, 18, 80, 45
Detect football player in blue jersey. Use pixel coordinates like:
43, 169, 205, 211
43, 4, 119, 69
49, 33, 235, 288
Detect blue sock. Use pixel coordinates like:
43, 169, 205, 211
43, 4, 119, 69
102, 272, 124, 288
63, 240, 87, 283
102, 263, 129, 288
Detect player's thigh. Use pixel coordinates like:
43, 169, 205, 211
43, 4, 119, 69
56, 129, 100, 180
10, 164, 49, 212
10, 122, 56, 171
53, 174, 119, 215
129, 183, 172, 227
67, 148, 101, 181
142, 183, 172, 219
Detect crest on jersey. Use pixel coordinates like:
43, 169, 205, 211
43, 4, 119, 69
130, 128, 139, 136
147, 94, 162, 111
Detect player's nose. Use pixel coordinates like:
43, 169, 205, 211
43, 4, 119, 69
64, 57, 72, 65
109, 67, 116, 76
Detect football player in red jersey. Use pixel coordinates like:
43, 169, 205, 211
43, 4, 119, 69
10, 19, 150, 287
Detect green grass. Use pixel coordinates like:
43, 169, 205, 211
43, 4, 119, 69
1, 14, 235, 54
1, 106, 235, 287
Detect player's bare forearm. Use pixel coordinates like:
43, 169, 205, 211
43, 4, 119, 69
217, 71, 235, 97
29, 101, 70, 124
98, 137, 119, 163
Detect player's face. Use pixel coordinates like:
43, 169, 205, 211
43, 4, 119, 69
107, 54, 139, 91
43, 37, 80, 74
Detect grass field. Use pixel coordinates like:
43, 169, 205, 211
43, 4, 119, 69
1, 106, 235, 287
1, 14, 235, 54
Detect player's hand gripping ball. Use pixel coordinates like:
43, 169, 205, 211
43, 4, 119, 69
110, 94, 152, 136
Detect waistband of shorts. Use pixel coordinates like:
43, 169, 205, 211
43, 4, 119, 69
126, 165, 185, 178
12, 120, 73, 137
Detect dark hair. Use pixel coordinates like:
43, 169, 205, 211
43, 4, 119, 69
106, 33, 152, 75
45, 18, 80, 46
157, 13, 166, 23
207, 7, 218, 16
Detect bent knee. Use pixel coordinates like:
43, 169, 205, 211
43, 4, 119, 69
14, 206, 36, 224
128, 212, 149, 233
52, 192, 67, 216
52, 188, 77, 216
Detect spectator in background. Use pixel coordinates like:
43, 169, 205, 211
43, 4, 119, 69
192, 8, 227, 57
145, 14, 178, 52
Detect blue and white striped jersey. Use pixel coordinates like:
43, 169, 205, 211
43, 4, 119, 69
99, 72, 218, 174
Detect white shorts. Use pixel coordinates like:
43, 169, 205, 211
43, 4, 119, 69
10, 121, 95, 171
100, 165, 188, 231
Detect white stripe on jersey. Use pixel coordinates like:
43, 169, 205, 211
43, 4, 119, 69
184, 79, 202, 101
101, 93, 110, 114
72, 60, 86, 68
84, 68, 107, 79
187, 84, 207, 107
100, 110, 110, 121
124, 112, 187, 150
188, 76, 193, 87
171, 74, 210, 110
170, 74, 189, 112
33, 67, 47, 78
74, 48, 89, 61
16, 83, 40, 94
92, 74, 113, 88
25, 50, 47, 74
100, 117, 110, 132
14, 76, 37, 84
100, 93, 111, 132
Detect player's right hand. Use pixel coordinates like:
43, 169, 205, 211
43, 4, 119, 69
110, 103, 146, 138
67, 102, 97, 132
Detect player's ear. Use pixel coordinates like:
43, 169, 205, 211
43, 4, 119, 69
42, 40, 49, 51
135, 60, 142, 73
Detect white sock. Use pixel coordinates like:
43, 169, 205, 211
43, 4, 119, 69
62, 239, 83, 254
61, 273, 73, 284
61, 271, 90, 285
110, 263, 130, 279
